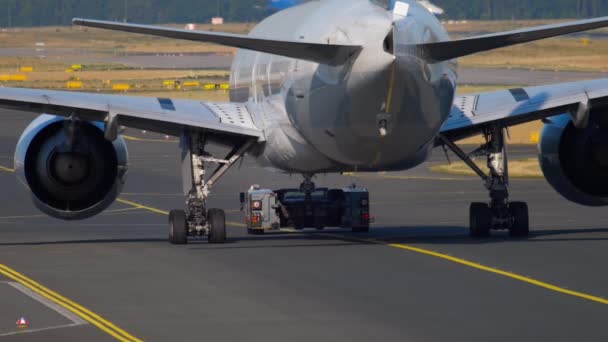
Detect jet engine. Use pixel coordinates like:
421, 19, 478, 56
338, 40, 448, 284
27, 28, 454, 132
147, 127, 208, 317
539, 112, 608, 206
14, 115, 128, 220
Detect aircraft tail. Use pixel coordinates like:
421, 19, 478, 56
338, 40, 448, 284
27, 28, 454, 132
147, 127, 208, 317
72, 19, 361, 66
402, 16, 608, 63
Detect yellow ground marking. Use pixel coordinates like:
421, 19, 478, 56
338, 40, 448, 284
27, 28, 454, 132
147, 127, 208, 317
0, 165, 15, 173
0, 208, 139, 220
318, 230, 608, 306
0, 264, 143, 342
116, 198, 246, 227
122, 135, 177, 143
117, 198, 169, 215
388, 243, 608, 305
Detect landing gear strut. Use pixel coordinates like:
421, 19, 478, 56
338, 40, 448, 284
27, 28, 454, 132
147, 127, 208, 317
439, 125, 529, 238
169, 133, 253, 245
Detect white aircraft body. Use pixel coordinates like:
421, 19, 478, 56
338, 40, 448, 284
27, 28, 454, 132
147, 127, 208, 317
3, 0, 608, 243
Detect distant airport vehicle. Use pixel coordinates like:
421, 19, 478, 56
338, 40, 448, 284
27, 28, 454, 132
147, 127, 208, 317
241, 185, 370, 235
2, 0, 608, 243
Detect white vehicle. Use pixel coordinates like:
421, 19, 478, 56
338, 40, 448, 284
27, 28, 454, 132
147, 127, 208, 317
3, 0, 608, 244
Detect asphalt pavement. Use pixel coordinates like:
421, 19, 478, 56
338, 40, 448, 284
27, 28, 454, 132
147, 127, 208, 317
0, 109, 607, 341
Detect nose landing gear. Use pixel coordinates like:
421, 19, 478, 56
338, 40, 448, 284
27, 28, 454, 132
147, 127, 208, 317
439, 124, 529, 238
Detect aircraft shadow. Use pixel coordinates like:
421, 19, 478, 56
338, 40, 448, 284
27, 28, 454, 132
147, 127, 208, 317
1, 227, 607, 248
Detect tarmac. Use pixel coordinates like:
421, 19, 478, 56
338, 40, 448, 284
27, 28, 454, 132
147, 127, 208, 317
1, 106, 608, 341
3, 46, 607, 85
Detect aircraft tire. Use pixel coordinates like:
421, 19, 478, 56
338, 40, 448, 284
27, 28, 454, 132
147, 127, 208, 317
508, 202, 529, 237
169, 209, 188, 245
470, 203, 491, 238
208, 209, 226, 244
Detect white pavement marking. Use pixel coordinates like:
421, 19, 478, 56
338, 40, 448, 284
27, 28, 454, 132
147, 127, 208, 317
0, 281, 87, 337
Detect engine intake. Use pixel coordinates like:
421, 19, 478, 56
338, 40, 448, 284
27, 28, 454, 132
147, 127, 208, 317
539, 113, 608, 206
14, 115, 128, 220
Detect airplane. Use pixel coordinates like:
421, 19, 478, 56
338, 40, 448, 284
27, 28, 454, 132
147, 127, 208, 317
2, 0, 608, 244
270, 0, 444, 16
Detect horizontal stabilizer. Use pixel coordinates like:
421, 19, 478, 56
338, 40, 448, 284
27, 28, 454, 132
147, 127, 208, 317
402, 16, 608, 63
73, 18, 361, 66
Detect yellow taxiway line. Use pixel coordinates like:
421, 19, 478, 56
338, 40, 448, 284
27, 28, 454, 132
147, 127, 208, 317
116, 198, 246, 227
0, 264, 142, 342
117, 198, 169, 216
388, 243, 608, 305
118, 198, 608, 306
0, 164, 15, 173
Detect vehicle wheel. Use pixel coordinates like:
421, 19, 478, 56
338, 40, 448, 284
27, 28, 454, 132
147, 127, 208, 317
208, 209, 226, 244
470, 203, 491, 238
169, 210, 188, 245
509, 202, 529, 237
247, 228, 264, 235
352, 226, 369, 233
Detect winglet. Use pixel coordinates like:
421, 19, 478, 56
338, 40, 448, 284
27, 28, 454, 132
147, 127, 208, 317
72, 18, 361, 66
400, 16, 608, 63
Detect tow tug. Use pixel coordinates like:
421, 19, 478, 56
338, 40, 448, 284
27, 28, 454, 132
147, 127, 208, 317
240, 185, 371, 234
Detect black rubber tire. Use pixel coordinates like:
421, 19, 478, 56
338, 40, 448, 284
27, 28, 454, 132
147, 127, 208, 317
247, 228, 264, 235
352, 226, 370, 233
509, 202, 530, 237
169, 210, 188, 245
207, 209, 226, 244
470, 203, 491, 238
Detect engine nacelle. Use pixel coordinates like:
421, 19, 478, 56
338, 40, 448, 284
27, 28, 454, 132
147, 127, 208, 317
539, 113, 608, 206
14, 115, 128, 220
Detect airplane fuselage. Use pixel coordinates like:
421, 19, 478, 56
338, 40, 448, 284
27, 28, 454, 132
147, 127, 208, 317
229, 0, 457, 173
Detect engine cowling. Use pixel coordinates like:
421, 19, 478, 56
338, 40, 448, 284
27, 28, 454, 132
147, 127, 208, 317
14, 115, 128, 220
539, 113, 608, 206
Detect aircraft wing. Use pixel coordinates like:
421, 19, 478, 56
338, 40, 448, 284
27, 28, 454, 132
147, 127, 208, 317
0, 87, 263, 143
440, 79, 608, 143
73, 19, 361, 67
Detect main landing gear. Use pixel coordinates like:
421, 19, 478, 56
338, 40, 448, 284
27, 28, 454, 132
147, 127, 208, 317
169, 133, 253, 245
439, 125, 529, 238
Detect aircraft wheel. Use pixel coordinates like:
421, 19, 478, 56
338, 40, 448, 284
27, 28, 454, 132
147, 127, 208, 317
470, 203, 491, 238
208, 209, 226, 244
508, 202, 529, 237
169, 210, 188, 245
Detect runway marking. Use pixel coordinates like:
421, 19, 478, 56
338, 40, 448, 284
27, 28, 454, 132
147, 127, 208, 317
319, 232, 608, 306
0, 208, 140, 220
0, 164, 15, 173
0, 264, 143, 342
0, 323, 84, 337
117, 198, 246, 227
94, 200, 608, 304
0, 281, 87, 337
387, 243, 608, 305
117, 198, 169, 215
